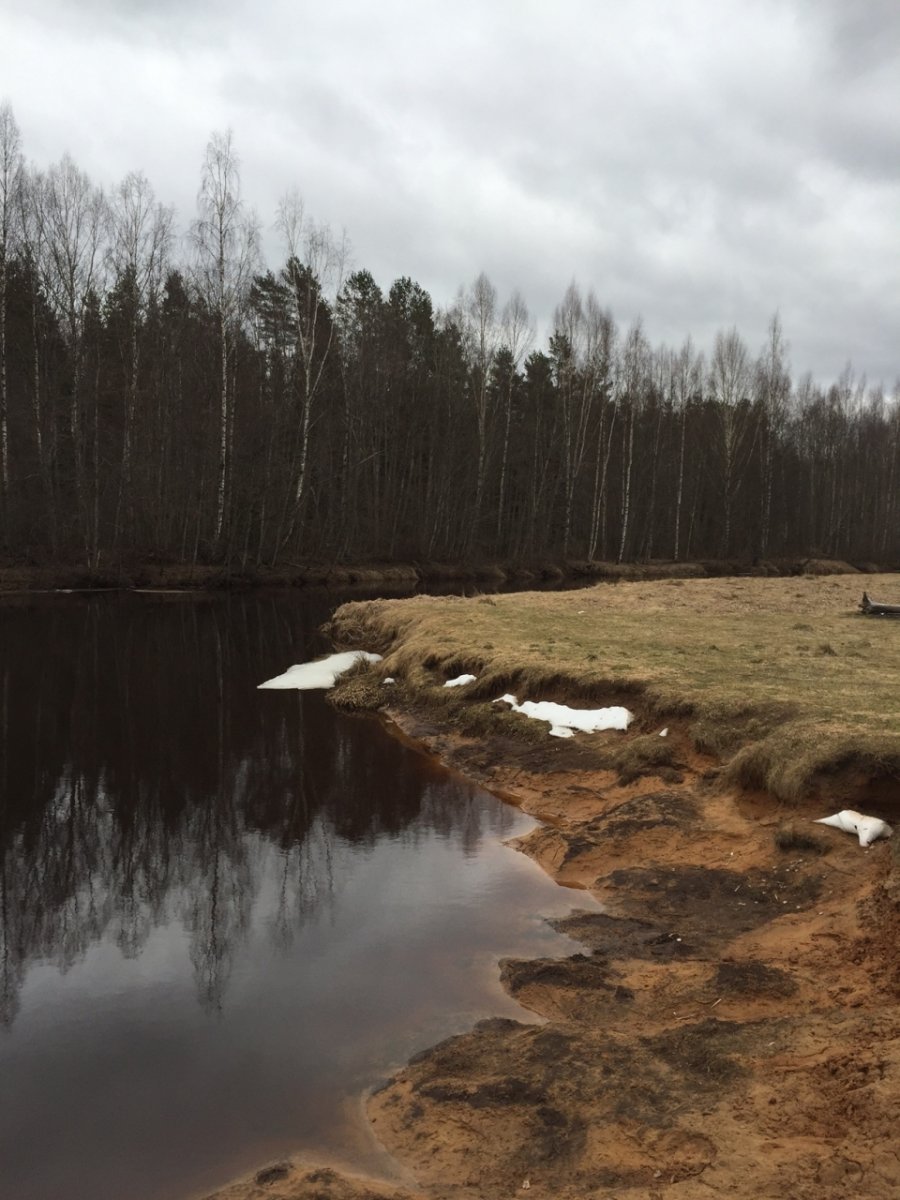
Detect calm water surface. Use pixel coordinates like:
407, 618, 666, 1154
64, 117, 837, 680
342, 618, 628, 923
0, 591, 587, 1200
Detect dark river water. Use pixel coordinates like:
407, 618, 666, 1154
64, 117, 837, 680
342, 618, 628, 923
0, 590, 587, 1200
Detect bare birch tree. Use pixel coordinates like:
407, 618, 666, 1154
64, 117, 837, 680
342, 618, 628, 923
32, 154, 109, 550
670, 336, 703, 560
825, 364, 865, 555
0, 101, 23, 521
552, 283, 612, 555
191, 130, 259, 547
754, 313, 790, 556
584, 301, 617, 561
617, 320, 650, 563
273, 189, 346, 555
458, 272, 499, 542
14, 167, 55, 539
110, 170, 173, 542
708, 327, 754, 555
881, 384, 900, 560
495, 288, 533, 544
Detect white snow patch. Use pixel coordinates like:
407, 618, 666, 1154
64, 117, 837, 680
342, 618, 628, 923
258, 650, 382, 691
815, 809, 893, 847
493, 693, 633, 737
444, 674, 476, 688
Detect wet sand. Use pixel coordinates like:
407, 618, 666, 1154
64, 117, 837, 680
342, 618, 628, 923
206, 708, 900, 1200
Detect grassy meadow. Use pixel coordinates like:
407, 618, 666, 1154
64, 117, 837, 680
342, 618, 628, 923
328, 573, 900, 802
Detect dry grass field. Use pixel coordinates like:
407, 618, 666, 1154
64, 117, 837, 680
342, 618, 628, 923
328, 572, 900, 802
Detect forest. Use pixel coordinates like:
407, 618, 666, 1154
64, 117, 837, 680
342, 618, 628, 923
1, 105, 898, 572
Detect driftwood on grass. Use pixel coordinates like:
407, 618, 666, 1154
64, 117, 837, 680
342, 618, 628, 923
860, 591, 900, 617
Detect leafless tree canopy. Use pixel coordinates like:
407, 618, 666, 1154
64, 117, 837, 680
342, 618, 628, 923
0, 104, 897, 569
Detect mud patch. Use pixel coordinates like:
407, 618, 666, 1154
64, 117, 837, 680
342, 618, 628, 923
499, 953, 634, 1021
714, 959, 798, 998
594, 789, 699, 836
525, 790, 703, 879
255, 1162, 291, 1185
448, 728, 627, 777
598, 863, 822, 949
371, 1012, 734, 1195
500, 953, 617, 995
644, 1017, 752, 1088
205, 1162, 421, 1200
556, 790, 701, 863
552, 910, 697, 960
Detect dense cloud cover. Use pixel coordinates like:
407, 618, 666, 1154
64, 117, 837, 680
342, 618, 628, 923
2, 0, 898, 383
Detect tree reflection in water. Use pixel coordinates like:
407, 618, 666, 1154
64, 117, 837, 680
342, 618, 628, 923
0, 591, 516, 1024
1, 592, 588, 1200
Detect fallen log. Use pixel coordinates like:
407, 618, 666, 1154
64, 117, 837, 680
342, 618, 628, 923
860, 591, 900, 616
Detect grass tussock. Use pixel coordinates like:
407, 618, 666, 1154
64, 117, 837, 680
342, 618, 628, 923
315, 564, 420, 587
566, 559, 708, 582
465, 666, 646, 709
801, 559, 859, 575
691, 700, 797, 759
606, 734, 678, 785
454, 703, 550, 743
326, 573, 900, 804
328, 669, 389, 713
724, 728, 900, 805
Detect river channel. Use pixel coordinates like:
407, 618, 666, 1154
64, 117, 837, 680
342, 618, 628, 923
0, 590, 587, 1200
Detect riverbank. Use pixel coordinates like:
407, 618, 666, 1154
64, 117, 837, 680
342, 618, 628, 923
205, 574, 900, 1200
0, 555, 888, 596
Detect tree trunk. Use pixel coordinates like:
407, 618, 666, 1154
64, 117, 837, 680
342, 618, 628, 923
673, 402, 687, 560
617, 403, 635, 563
214, 311, 228, 545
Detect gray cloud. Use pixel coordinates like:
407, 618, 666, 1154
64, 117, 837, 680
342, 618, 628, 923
2, 0, 898, 383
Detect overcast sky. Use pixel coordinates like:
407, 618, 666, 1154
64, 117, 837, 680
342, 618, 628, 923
2, 0, 898, 385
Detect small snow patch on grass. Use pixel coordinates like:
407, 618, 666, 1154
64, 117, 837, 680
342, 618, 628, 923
258, 650, 382, 691
493, 693, 633, 737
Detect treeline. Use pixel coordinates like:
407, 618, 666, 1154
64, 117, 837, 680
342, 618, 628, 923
0, 105, 898, 570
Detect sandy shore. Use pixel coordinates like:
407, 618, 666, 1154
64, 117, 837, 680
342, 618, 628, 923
205, 698, 900, 1200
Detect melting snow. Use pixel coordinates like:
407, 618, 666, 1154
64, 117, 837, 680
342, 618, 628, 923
815, 809, 893, 847
258, 650, 382, 690
494, 693, 633, 738
444, 674, 476, 688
